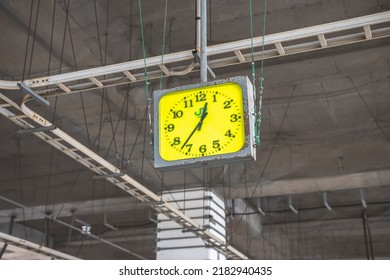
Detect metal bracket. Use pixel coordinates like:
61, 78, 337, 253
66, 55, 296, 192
192, 50, 216, 80
104, 212, 118, 231
18, 125, 56, 134
17, 82, 49, 106
256, 198, 266, 216
288, 195, 299, 214
360, 189, 367, 209
93, 171, 125, 180
323, 192, 332, 211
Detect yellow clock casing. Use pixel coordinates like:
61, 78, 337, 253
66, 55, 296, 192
154, 76, 256, 170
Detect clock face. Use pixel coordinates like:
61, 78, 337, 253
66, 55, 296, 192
158, 82, 245, 161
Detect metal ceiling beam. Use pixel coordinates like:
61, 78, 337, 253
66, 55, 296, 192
0, 232, 79, 260
0, 11, 388, 93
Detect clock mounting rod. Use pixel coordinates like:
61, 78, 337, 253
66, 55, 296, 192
200, 0, 207, 83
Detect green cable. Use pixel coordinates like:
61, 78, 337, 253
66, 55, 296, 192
138, 0, 153, 144
260, 0, 267, 76
159, 0, 169, 90
138, 0, 149, 97
255, 0, 267, 147
249, 0, 255, 88
250, 0, 267, 147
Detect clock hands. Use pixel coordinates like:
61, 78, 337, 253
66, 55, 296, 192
181, 102, 208, 150
197, 102, 208, 131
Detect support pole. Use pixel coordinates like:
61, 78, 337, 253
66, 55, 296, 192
200, 0, 207, 83
195, 0, 201, 52
362, 210, 374, 260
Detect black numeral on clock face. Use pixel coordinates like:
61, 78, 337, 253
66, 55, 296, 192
199, 145, 207, 153
224, 100, 231, 109
225, 129, 233, 138
185, 144, 193, 152
173, 137, 181, 145
166, 124, 175, 132
184, 100, 193, 108
230, 114, 239, 122
173, 110, 183, 118
196, 93, 206, 102
212, 140, 220, 149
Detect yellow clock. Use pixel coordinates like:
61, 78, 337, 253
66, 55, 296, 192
154, 76, 256, 170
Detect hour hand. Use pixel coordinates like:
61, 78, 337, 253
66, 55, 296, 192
197, 102, 208, 131
181, 102, 208, 149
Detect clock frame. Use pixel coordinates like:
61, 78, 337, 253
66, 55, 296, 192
153, 76, 256, 170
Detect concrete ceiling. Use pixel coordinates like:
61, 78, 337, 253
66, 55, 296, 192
0, 0, 390, 259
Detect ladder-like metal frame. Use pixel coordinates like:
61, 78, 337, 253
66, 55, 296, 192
0, 232, 79, 260
0, 11, 389, 95
1, 12, 390, 260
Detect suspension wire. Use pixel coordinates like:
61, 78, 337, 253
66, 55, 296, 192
64, 11, 93, 149
21, 1, 34, 82
16, 140, 28, 240
159, 0, 169, 90
52, 0, 71, 124
124, 109, 148, 171
140, 107, 148, 183
45, 0, 78, 229
229, 0, 268, 243
251, 0, 267, 148
103, 91, 129, 159
156, 0, 184, 209
244, 163, 251, 256
232, 85, 297, 237
138, 0, 153, 146
121, 0, 133, 170
27, 0, 41, 79
121, 91, 130, 169
28, 0, 54, 216
348, 77, 390, 143
46, 1, 57, 76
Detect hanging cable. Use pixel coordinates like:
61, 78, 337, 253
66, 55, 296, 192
138, 0, 153, 147
159, 0, 169, 90
21, 1, 34, 82
229, 0, 269, 242
233, 85, 297, 237
27, 0, 41, 79
251, 0, 267, 148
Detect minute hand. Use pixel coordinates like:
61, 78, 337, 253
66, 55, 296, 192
180, 102, 208, 149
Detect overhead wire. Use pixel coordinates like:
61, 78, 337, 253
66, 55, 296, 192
137, 0, 153, 145
232, 85, 297, 237
348, 77, 390, 143
228, 0, 269, 245
27, 0, 41, 79
159, 0, 169, 90
21, 1, 34, 82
